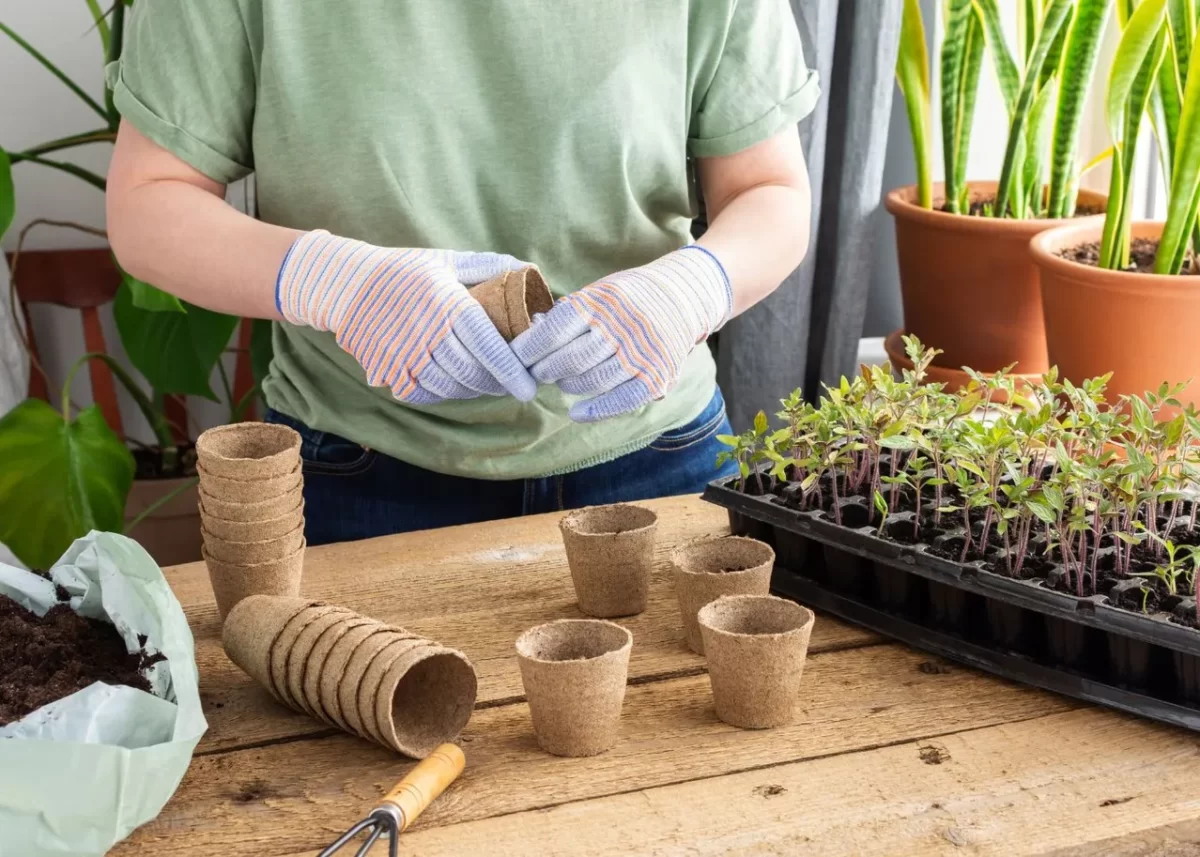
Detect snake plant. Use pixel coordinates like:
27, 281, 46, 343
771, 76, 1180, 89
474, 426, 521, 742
1098, 0, 1200, 274
897, 0, 1115, 218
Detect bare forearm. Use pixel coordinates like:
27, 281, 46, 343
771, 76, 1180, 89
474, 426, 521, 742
106, 123, 298, 319
694, 128, 812, 316
697, 182, 811, 315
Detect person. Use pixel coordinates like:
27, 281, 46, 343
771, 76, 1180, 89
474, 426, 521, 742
106, 1, 818, 545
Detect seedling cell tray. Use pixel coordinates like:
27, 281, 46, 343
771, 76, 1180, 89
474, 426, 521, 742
703, 475, 1200, 732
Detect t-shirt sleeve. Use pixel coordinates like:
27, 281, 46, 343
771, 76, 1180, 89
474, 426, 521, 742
106, 0, 256, 183
688, 0, 821, 158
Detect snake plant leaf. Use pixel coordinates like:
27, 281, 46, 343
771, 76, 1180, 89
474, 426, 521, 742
1167, 0, 1195, 98
974, 0, 1020, 114
1100, 5, 1169, 270
1157, 22, 1200, 272
1021, 0, 1040, 63
1047, 0, 1115, 218
897, 0, 934, 208
941, 0, 975, 212
954, 7, 987, 208
113, 282, 239, 399
996, 0, 1075, 218
0, 399, 134, 570
0, 147, 12, 243
1152, 36, 1183, 180
1025, 78, 1060, 216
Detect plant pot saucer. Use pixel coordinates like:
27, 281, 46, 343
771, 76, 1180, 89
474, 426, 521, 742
884, 330, 1042, 399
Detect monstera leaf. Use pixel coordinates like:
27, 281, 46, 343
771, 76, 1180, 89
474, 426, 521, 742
120, 265, 186, 313
113, 282, 239, 399
0, 399, 134, 570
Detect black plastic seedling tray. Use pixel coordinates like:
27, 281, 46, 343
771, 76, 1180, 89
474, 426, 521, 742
702, 475, 1200, 732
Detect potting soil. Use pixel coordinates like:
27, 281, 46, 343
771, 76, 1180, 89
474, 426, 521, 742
0, 593, 159, 726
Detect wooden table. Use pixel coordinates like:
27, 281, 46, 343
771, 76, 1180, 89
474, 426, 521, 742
114, 495, 1200, 856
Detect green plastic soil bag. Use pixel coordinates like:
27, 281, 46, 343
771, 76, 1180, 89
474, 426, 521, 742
0, 531, 207, 856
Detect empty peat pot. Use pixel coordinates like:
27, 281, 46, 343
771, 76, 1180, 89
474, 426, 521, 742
671, 536, 775, 654
467, 266, 555, 340
202, 539, 306, 621
515, 619, 633, 757
195, 421, 301, 480
698, 594, 815, 729
559, 504, 658, 618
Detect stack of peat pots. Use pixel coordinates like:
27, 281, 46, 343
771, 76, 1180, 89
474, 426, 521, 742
223, 595, 477, 757
196, 423, 306, 620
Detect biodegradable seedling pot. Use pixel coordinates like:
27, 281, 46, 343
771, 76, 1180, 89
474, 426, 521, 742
196, 421, 301, 480
671, 536, 775, 655
560, 504, 658, 618
1031, 220, 1200, 409
197, 463, 302, 503
203, 539, 305, 621
373, 644, 478, 758
270, 603, 345, 710
468, 266, 554, 340
302, 616, 376, 724
339, 629, 417, 739
885, 182, 1106, 373
199, 488, 303, 523
201, 521, 306, 565
320, 623, 394, 731
515, 619, 633, 757
356, 637, 431, 742
284, 607, 355, 717
200, 506, 304, 542
222, 595, 322, 700
698, 594, 815, 729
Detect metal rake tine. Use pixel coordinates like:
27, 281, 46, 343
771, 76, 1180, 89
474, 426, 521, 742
317, 817, 376, 857
353, 824, 385, 857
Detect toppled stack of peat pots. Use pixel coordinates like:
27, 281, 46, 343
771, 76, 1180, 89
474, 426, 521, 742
196, 422, 306, 620
223, 595, 477, 758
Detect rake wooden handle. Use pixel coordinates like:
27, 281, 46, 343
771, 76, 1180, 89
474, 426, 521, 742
380, 744, 466, 832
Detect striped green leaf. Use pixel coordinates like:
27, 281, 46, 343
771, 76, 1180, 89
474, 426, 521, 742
1025, 78, 1060, 216
1021, 0, 1041, 63
1041, 5, 1076, 91
941, 0, 976, 212
1100, 0, 1170, 269
974, 0, 1021, 113
1151, 37, 1182, 181
897, 0, 934, 208
995, 0, 1075, 218
954, 8, 987, 208
1047, 0, 1114, 218
1156, 21, 1200, 272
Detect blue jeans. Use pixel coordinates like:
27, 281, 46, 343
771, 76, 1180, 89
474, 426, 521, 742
265, 388, 738, 545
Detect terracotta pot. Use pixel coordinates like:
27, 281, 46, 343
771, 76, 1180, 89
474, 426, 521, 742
124, 477, 203, 567
1031, 221, 1200, 408
883, 330, 1042, 400
885, 182, 1106, 374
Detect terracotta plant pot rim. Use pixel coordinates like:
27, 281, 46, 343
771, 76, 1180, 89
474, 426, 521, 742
1030, 220, 1196, 296
883, 330, 1043, 385
885, 181, 1107, 236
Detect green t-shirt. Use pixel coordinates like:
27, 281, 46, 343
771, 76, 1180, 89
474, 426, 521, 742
112, 0, 819, 479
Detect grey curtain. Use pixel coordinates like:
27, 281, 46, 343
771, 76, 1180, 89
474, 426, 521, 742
715, 0, 902, 428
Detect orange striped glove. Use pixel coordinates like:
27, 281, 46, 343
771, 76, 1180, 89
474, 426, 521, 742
276, 231, 536, 405
511, 247, 732, 422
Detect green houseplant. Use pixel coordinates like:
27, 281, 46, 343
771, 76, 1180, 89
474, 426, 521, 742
0, 1, 270, 570
1031, 0, 1200, 408
887, 0, 1111, 380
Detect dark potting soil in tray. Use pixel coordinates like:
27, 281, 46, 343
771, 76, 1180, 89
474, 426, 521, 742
0, 593, 162, 726
760, 473, 1200, 629
1057, 237, 1200, 275
939, 198, 1104, 218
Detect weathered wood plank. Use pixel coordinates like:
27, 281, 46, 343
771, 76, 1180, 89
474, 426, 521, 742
357, 710, 1200, 857
1041, 819, 1200, 857
185, 495, 880, 753
114, 646, 1074, 857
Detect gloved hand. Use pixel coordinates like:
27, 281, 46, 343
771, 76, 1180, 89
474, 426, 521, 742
276, 230, 536, 405
511, 246, 732, 422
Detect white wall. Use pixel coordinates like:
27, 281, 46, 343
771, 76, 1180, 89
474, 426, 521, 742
2, 2, 242, 442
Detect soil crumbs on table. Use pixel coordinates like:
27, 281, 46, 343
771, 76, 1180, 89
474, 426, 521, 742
1058, 237, 1199, 275
0, 594, 159, 726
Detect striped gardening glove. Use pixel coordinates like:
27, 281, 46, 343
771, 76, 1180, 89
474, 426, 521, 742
277, 230, 536, 405
512, 246, 732, 422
